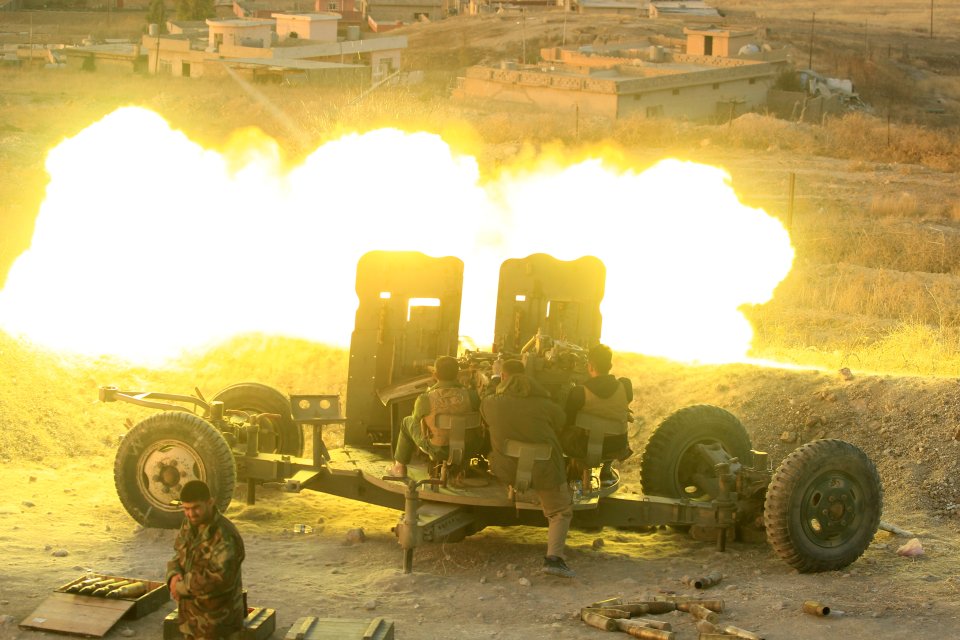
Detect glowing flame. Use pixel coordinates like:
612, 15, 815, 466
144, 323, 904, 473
0, 107, 793, 364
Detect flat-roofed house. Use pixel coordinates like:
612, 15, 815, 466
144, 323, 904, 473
208, 18, 274, 50
684, 26, 756, 57
273, 12, 340, 42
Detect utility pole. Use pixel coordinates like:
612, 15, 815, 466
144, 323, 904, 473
930, 0, 934, 38
807, 11, 815, 69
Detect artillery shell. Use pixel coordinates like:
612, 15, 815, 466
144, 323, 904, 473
581, 607, 631, 619
622, 601, 676, 614
695, 620, 720, 633
107, 582, 148, 599
676, 599, 725, 613
802, 601, 830, 616
591, 597, 623, 608
721, 625, 765, 640
686, 603, 719, 623
91, 580, 132, 597
65, 577, 105, 593
693, 572, 723, 589
581, 611, 617, 631
78, 578, 122, 595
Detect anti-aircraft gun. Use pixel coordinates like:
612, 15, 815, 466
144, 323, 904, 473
100, 250, 883, 575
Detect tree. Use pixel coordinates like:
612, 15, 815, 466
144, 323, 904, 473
176, 0, 215, 21
146, 0, 167, 33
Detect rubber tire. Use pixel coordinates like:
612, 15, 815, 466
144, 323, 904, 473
640, 404, 752, 500
764, 439, 882, 573
212, 382, 303, 456
114, 411, 236, 529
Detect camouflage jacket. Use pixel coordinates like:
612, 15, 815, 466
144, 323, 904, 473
166, 508, 245, 639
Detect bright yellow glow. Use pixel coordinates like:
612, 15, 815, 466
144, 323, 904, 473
0, 107, 794, 365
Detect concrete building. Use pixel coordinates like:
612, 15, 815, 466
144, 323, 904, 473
144, 19, 405, 83
649, 1, 719, 19
273, 12, 340, 42
455, 44, 786, 121
207, 18, 275, 50
361, 0, 448, 23
684, 26, 756, 57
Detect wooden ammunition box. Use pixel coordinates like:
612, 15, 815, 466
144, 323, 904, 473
20, 575, 170, 637
283, 616, 395, 640
164, 607, 276, 640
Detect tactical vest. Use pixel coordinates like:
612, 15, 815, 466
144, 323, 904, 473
422, 386, 473, 446
581, 383, 629, 424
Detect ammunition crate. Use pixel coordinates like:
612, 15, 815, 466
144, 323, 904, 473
164, 607, 276, 640
57, 575, 168, 620
283, 616, 395, 640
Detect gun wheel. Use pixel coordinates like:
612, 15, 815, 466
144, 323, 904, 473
114, 411, 236, 529
640, 404, 752, 500
212, 382, 303, 456
764, 439, 882, 573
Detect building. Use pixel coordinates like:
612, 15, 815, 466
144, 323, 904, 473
649, 1, 719, 19
455, 43, 786, 121
143, 15, 405, 83
684, 26, 756, 57
360, 0, 448, 23
273, 12, 340, 41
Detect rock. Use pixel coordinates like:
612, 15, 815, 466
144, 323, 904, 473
28, 476, 37, 483
779, 431, 797, 443
52, 549, 69, 557
330, 568, 344, 574
897, 538, 924, 557
505, 563, 518, 571
479, 576, 487, 584
345, 528, 366, 544
22, 501, 35, 508
0, 615, 16, 626
119, 628, 135, 637
592, 538, 605, 549
803, 415, 822, 429
518, 577, 531, 587
363, 599, 377, 610
496, 570, 505, 579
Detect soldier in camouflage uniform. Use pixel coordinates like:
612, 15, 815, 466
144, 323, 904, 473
166, 480, 246, 640
386, 355, 481, 478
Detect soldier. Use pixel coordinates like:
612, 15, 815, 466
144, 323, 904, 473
386, 355, 481, 478
563, 344, 633, 487
166, 480, 246, 640
481, 360, 575, 578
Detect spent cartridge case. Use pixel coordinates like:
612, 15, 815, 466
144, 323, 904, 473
91, 580, 132, 597
802, 601, 830, 617
629, 618, 672, 631
107, 582, 148, 599
686, 603, 719, 623
698, 635, 731, 639
722, 625, 764, 640
622, 601, 676, 614
693, 572, 723, 589
695, 620, 720, 633
676, 599, 724, 613
581, 611, 617, 631
621, 626, 675, 640
581, 607, 631, 619
591, 597, 623, 608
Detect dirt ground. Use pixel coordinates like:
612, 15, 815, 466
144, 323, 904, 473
3, 2, 960, 639
2, 349, 960, 640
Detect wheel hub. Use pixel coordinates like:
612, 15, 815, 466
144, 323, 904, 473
803, 473, 861, 545
138, 440, 205, 510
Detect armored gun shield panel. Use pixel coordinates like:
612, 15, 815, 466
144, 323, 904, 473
494, 254, 605, 353
345, 251, 465, 448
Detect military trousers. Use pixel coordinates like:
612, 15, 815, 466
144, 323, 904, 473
537, 483, 573, 559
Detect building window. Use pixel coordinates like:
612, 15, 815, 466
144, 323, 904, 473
328, 1, 338, 9
672, 88, 679, 95
749, 78, 757, 84
633, 94, 642, 101
646, 105, 663, 118
712, 83, 719, 90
